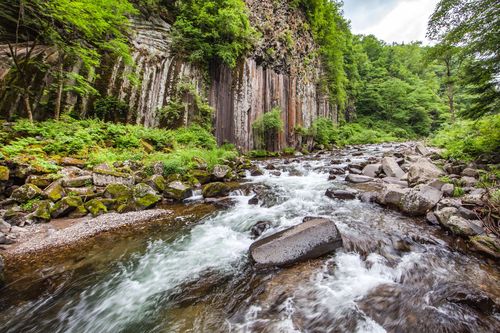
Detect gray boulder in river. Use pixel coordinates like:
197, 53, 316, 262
249, 218, 343, 268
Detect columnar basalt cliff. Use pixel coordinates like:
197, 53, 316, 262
0, 0, 334, 151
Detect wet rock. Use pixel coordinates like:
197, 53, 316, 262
325, 189, 358, 200
441, 183, 454, 197
84, 198, 108, 217
248, 196, 259, 205
265, 163, 276, 170
148, 174, 167, 192
408, 158, 445, 186
164, 181, 193, 201
445, 284, 497, 314
250, 167, 264, 176
0, 255, 4, 285
328, 174, 337, 181
348, 167, 362, 175
461, 168, 479, 178
249, 218, 343, 268
50, 196, 85, 218
133, 183, 161, 209
251, 220, 272, 238
104, 183, 132, 203
415, 142, 430, 156
61, 157, 85, 167
330, 167, 345, 175
44, 180, 66, 202
400, 185, 442, 216
382, 177, 408, 187
345, 174, 373, 183
270, 171, 281, 177
0, 166, 9, 181
10, 184, 43, 203
288, 169, 303, 177
212, 165, 231, 179
381, 157, 405, 179
359, 192, 377, 203
190, 169, 212, 185
362, 164, 381, 178
470, 235, 500, 259
202, 182, 231, 198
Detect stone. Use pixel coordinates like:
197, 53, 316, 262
376, 184, 409, 208
0, 255, 4, 286
85, 199, 108, 217
249, 218, 343, 268
152, 162, 164, 175
426, 212, 439, 225
345, 174, 373, 183
470, 235, 500, 258
328, 174, 337, 181
348, 168, 362, 175
400, 185, 442, 216
250, 167, 264, 176
359, 192, 377, 203
92, 169, 133, 187
461, 168, 479, 178
441, 183, 454, 197
444, 163, 466, 175
148, 174, 167, 192
446, 216, 483, 237
264, 163, 276, 170
330, 167, 345, 175
382, 177, 408, 187
65, 186, 95, 197
3, 207, 27, 226
458, 206, 477, 220
270, 171, 281, 177
10, 184, 43, 203
0, 166, 9, 181
190, 169, 212, 185
325, 189, 358, 200
61, 157, 85, 167
461, 176, 477, 187
415, 142, 430, 155
381, 157, 405, 179
62, 175, 93, 188
44, 180, 66, 202
462, 189, 486, 206
104, 183, 133, 203
212, 165, 231, 179
248, 196, 259, 205
50, 196, 85, 218
26, 174, 60, 188
362, 164, 381, 178
202, 182, 231, 198
164, 181, 193, 201
133, 183, 161, 209
251, 220, 272, 238
408, 158, 445, 186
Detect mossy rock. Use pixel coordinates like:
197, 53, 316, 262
0, 166, 10, 181
30, 200, 52, 222
202, 182, 231, 198
133, 183, 161, 209
470, 235, 500, 258
164, 181, 193, 201
50, 196, 84, 218
26, 174, 62, 188
85, 199, 108, 217
190, 169, 212, 185
44, 180, 66, 202
10, 184, 44, 203
116, 202, 137, 213
104, 183, 132, 203
69, 205, 88, 218
63, 175, 93, 187
148, 174, 167, 192
3, 207, 27, 226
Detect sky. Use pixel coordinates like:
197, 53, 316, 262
343, 0, 440, 44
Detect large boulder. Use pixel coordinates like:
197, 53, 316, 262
28, 200, 52, 222
133, 183, 161, 209
202, 182, 231, 198
470, 235, 500, 258
415, 142, 430, 156
362, 164, 381, 178
104, 183, 132, 203
148, 174, 167, 192
249, 218, 343, 268
63, 175, 93, 187
435, 207, 484, 236
407, 158, 445, 186
164, 181, 193, 201
212, 165, 231, 180
84, 198, 108, 217
10, 184, 43, 203
44, 180, 66, 202
376, 184, 409, 208
381, 157, 405, 179
400, 185, 442, 216
50, 196, 86, 218
92, 167, 133, 186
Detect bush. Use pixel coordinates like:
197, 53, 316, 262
252, 107, 284, 150
431, 114, 500, 160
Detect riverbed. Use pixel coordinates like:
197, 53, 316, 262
0, 143, 498, 333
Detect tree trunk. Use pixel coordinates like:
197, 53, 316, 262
54, 61, 64, 120
23, 93, 34, 123
445, 59, 455, 123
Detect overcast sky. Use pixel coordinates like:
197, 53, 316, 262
343, 0, 440, 44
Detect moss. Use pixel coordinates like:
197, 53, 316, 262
189, 169, 211, 184
85, 199, 108, 217
44, 181, 66, 202
133, 183, 161, 209
0, 166, 9, 181
104, 183, 132, 203
11, 184, 44, 203
202, 182, 231, 198
50, 196, 84, 218
31, 200, 52, 221
148, 174, 167, 192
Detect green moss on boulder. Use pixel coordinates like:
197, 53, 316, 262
104, 183, 132, 203
202, 182, 231, 198
164, 181, 193, 201
133, 183, 161, 209
30, 200, 52, 222
50, 196, 84, 218
190, 169, 212, 184
85, 199, 108, 217
44, 180, 66, 202
0, 166, 10, 181
11, 184, 44, 203
148, 174, 167, 192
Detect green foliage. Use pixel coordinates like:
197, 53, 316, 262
171, 0, 259, 68
431, 114, 500, 160
93, 97, 130, 123
452, 186, 465, 197
252, 107, 284, 150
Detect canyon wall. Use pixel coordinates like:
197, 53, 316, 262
0, 0, 335, 151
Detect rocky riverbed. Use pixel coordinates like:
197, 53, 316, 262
0, 142, 498, 332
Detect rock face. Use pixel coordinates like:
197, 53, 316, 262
407, 158, 445, 186
249, 218, 342, 268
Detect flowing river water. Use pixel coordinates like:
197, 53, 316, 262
0, 143, 499, 332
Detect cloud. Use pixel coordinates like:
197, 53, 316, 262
343, 0, 440, 44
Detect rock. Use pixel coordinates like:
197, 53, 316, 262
63, 175, 93, 188
248, 196, 259, 205
250, 167, 264, 176
152, 162, 165, 175
427, 178, 446, 190
28, 200, 52, 222
164, 181, 193, 201
382, 177, 408, 187
212, 165, 231, 179
458, 206, 477, 220
470, 235, 500, 259
190, 169, 212, 185
328, 174, 337, 181
348, 168, 362, 175
44, 180, 66, 202
65, 186, 95, 197
408, 158, 445, 186
330, 167, 345, 175
3, 207, 27, 226
249, 218, 343, 268
270, 171, 281, 177
345, 174, 373, 183
381, 157, 405, 179
415, 142, 430, 155
0, 166, 9, 181
288, 169, 303, 176
202, 182, 231, 198
92, 169, 133, 187
104, 183, 133, 203
0, 255, 4, 285
441, 183, 454, 197
400, 185, 442, 216
376, 184, 409, 208
462, 189, 486, 206
10, 184, 43, 203
264, 163, 276, 170
26, 174, 60, 188
84, 198, 108, 217
59, 166, 88, 178
444, 163, 466, 175
325, 189, 358, 200
435, 207, 483, 236
359, 192, 377, 203
461, 168, 479, 178
61, 157, 85, 167
362, 164, 381, 178
50, 196, 85, 218
461, 176, 477, 187
426, 212, 439, 225
251, 221, 272, 238
148, 174, 167, 192
133, 183, 161, 209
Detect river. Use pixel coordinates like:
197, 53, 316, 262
0, 143, 498, 332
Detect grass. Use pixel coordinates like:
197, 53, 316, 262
0, 117, 238, 174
